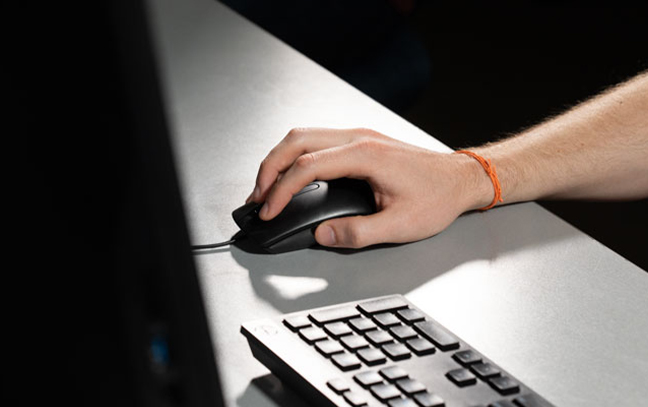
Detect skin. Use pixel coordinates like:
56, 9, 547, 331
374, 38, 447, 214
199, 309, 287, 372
247, 71, 648, 249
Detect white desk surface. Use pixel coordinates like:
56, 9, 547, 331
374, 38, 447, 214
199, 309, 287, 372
147, 1, 648, 406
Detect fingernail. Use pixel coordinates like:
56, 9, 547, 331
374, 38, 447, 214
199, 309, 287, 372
317, 225, 337, 246
246, 186, 261, 204
259, 203, 269, 219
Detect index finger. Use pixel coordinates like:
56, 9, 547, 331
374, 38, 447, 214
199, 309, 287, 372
251, 128, 360, 202
259, 140, 375, 220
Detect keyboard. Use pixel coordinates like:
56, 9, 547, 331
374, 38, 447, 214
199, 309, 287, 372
241, 295, 553, 407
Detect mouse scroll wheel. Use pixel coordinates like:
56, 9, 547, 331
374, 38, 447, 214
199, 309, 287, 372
295, 183, 320, 196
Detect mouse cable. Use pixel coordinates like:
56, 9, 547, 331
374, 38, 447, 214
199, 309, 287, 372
190, 230, 245, 251
191, 239, 236, 250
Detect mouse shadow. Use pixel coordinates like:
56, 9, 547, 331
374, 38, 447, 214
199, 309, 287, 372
230, 203, 581, 315
233, 235, 402, 256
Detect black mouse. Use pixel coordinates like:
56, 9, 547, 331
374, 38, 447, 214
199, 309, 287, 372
232, 178, 376, 253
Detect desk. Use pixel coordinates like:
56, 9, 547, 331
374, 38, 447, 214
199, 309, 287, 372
147, 1, 648, 406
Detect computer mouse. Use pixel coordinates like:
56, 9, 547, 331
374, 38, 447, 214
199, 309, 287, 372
232, 178, 376, 253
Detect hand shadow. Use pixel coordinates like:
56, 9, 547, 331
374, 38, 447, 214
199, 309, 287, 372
230, 203, 580, 315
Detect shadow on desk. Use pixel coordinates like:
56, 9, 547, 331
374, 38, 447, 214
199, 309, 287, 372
231, 203, 580, 315
237, 374, 310, 407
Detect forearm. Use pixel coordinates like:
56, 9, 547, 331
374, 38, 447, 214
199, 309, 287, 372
248, 73, 647, 249
469, 71, 648, 208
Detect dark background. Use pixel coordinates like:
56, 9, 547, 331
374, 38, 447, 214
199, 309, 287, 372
222, 0, 647, 270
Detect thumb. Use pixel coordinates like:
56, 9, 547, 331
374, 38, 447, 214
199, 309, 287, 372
314, 211, 396, 249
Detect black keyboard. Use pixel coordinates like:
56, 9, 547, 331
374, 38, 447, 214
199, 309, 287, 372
241, 295, 553, 407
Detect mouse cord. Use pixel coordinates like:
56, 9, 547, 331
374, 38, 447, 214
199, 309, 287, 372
191, 239, 237, 250
190, 230, 245, 251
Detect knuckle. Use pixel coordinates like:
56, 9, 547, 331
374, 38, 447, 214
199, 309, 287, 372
353, 127, 387, 140
257, 157, 276, 178
294, 152, 316, 169
285, 127, 307, 143
344, 223, 366, 249
258, 157, 269, 172
352, 137, 382, 152
357, 127, 381, 137
346, 230, 364, 248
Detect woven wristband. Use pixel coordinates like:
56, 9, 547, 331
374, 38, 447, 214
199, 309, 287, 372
454, 150, 503, 211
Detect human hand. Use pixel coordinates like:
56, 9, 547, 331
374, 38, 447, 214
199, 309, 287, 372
247, 128, 491, 249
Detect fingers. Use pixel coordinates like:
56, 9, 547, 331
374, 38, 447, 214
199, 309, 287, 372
259, 140, 378, 219
244, 126, 469, 249
314, 210, 410, 249
250, 128, 359, 203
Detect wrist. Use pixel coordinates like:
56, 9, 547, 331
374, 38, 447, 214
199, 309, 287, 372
454, 152, 500, 212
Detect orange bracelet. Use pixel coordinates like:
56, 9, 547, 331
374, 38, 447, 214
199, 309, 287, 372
455, 150, 503, 211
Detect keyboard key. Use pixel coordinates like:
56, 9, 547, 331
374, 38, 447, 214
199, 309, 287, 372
370, 383, 402, 401
396, 378, 427, 395
390, 325, 418, 341
396, 308, 425, 323
405, 337, 435, 355
343, 390, 368, 406
349, 317, 378, 332
446, 368, 477, 387
357, 347, 387, 365
327, 378, 349, 394
490, 400, 516, 407
366, 330, 394, 346
383, 343, 412, 360
341, 334, 370, 351
413, 392, 445, 407
310, 306, 360, 325
489, 376, 520, 395
414, 321, 460, 351
513, 394, 545, 407
354, 371, 384, 388
374, 312, 402, 328
315, 339, 344, 357
283, 315, 311, 331
298, 326, 327, 343
332, 353, 362, 371
379, 366, 409, 382
388, 398, 418, 407
358, 297, 409, 315
453, 349, 482, 366
324, 321, 353, 338
470, 362, 501, 380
